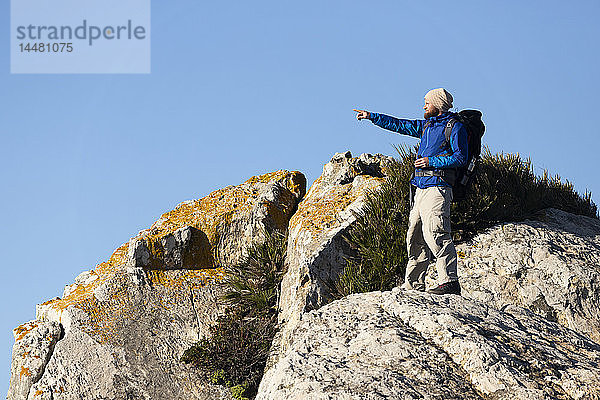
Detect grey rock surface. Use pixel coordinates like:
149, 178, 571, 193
29, 269, 232, 400
276, 151, 392, 356
258, 289, 600, 400
7, 321, 61, 400
454, 208, 600, 343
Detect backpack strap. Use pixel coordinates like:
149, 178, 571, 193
440, 118, 457, 153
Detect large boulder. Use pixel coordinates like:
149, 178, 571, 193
454, 208, 600, 343
258, 289, 600, 400
8, 170, 305, 400
276, 151, 392, 355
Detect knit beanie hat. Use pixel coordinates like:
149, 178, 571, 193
424, 88, 453, 112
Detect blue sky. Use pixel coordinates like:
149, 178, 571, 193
2, 0, 599, 394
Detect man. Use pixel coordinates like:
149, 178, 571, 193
353, 88, 467, 295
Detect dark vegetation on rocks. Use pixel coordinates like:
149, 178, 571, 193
181, 230, 287, 400
335, 146, 598, 297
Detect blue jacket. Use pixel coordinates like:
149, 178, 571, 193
369, 111, 469, 188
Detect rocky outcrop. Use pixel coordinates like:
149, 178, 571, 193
126, 170, 306, 270
276, 151, 392, 355
258, 289, 600, 400
8, 170, 305, 400
453, 208, 600, 342
8, 321, 62, 400
9, 149, 600, 400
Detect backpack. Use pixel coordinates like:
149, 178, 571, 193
441, 110, 485, 201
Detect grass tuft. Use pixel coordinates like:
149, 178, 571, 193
181, 230, 287, 399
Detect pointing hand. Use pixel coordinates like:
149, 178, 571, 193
353, 109, 370, 120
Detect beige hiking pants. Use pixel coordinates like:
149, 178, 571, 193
404, 186, 458, 290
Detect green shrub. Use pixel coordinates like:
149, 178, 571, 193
453, 147, 598, 240
221, 229, 287, 313
181, 230, 287, 399
336, 145, 598, 297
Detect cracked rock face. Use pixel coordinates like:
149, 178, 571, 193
453, 208, 600, 343
257, 289, 600, 400
275, 151, 392, 357
8, 170, 305, 400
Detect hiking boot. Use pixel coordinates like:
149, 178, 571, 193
428, 281, 461, 295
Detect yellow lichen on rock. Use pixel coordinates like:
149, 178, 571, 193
40, 243, 130, 315
14, 321, 39, 342
244, 170, 306, 199
20, 366, 30, 378
276, 153, 391, 355
132, 170, 305, 269
290, 175, 384, 238
72, 267, 225, 344
145, 267, 224, 290
149, 170, 304, 239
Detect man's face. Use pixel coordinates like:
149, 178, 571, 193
423, 100, 439, 119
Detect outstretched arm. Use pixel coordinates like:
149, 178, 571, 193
353, 109, 424, 138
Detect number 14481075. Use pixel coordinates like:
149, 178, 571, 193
19, 43, 73, 52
